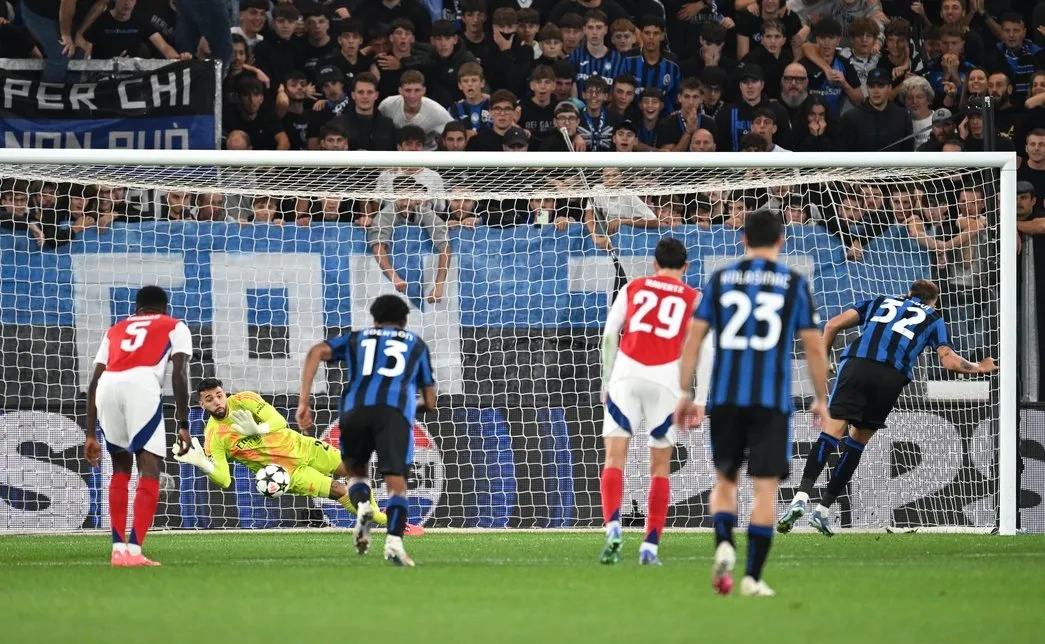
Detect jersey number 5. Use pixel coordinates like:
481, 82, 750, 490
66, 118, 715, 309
360, 338, 408, 377
720, 291, 785, 351
629, 290, 688, 339
119, 320, 152, 352
869, 297, 926, 339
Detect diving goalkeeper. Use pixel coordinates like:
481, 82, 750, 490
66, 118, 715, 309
173, 378, 420, 533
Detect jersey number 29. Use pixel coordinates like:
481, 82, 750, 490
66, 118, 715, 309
629, 290, 688, 339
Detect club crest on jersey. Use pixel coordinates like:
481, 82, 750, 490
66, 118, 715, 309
663, 73, 671, 86
319, 419, 444, 527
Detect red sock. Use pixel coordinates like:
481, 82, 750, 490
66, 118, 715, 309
109, 472, 130, 544
600, 467, 623, 525
129, 476, 160, 548
644, 476, 670, 545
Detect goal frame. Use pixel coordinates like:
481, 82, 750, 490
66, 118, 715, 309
0, 149, 1019, 535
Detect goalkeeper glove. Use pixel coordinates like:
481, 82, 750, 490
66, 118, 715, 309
171, 436, 215, 474
230, 409, 271, 436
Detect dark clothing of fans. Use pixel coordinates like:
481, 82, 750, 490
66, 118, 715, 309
840, 100, 913, 152
334, 110, 398, 151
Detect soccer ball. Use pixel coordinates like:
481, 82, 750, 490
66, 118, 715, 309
255, 464, 290, 498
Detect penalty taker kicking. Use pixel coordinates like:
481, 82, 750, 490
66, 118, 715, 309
297, 294, 437, 567
777, 279, 998, 536
599, 237, 708, 566
172, 379, 422, 534
675, 209, 829, 597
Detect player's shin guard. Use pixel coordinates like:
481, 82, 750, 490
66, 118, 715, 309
745, 524, 774, 582
386, 495, 409, 538
109, 472, 130, 549
712, 512, 737, 547
600, 466, 623, 528
348, 481, 372, 509
643, 476, 669, 550
799, 432, 840, 495
821, 437, 865, 508
128, 476, 159, 555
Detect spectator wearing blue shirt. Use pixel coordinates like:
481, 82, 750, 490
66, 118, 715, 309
801, 18, 862, 118
986, 12, 1045, 102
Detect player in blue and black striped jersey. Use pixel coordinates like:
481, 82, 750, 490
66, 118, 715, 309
777, 279, 998, 537
297, 294, 436, 567
675, 208, 829, 598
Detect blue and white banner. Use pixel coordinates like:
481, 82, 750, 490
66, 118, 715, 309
0, 60, 217, 149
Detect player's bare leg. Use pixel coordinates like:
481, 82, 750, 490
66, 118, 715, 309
810, 426, 875, 537
109, 451, 133, 567
779, 415, 849, 534
709, 472, 738, 595
382, 474, 414, 567
121, 451, 163, 567
740, 477, 778, 597
639, 445, 671, 566
599, 436, 629, 564
331, 465, 422, 536
345, 465, 375, 555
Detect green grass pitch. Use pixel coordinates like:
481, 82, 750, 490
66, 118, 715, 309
1, 532, 1043, 643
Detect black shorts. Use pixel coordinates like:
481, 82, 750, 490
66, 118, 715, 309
828, 357, 909, 430
708, 405, 791, 479
338, 405, 411, 477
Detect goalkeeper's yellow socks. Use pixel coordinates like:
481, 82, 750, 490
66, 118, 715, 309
340, 483, 388, 526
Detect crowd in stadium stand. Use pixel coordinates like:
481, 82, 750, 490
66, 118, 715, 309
1, 0, 1044, 239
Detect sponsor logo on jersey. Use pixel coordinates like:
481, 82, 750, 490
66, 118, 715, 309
319, 419, 444, 526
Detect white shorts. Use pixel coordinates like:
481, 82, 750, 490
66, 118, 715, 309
96, 378, 167, 457
603, 378, 679, 449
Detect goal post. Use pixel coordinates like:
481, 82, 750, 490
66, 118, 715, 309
0, 149, 1018, 535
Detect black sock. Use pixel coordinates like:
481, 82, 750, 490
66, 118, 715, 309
386, 495, 409, 537
799, 432, 840, 495
746, 524, 774, 581
712, 512, 737, 547
348, 482, 371, 509
822, 437, 866, 508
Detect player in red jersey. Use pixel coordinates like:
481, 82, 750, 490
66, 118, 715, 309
598, 237, 712, 565
83, 286, 192, 567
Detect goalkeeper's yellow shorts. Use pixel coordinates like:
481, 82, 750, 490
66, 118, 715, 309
287, 439, 342, 498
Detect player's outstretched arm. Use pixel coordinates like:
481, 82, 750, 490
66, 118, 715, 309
83, 362, 107, 467
937, 347, 998, 374
297, 341, 333, 431
800, 328, 830, 424
822, 309, 861, 356
171, 353, 191, 455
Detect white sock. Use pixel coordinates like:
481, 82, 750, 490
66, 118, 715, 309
815, 504, 830, 517
386, 535, 403, 550
640, 542, 658, 556
112, 543, 127, 554
793, 491, 810, 504
605, 520, 621, 536
127, 543, 142, 556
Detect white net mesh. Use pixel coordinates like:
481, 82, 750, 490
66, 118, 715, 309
0, 156, 1002, 532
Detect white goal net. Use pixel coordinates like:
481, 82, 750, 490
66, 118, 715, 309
0, 151, 1017, 534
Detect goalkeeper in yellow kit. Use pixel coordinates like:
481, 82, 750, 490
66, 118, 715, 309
173, 378, 419, 533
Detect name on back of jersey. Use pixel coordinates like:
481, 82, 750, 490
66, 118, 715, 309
720, 268, 792, 289
363, 327, 417, 342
